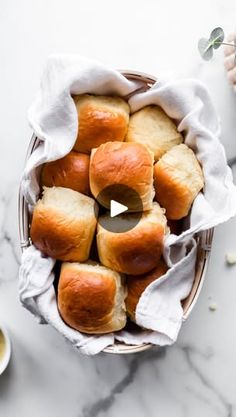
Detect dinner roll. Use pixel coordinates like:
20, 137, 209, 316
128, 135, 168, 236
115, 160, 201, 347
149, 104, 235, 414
73, 95, 130, 153
30, 187, 98, 261
58, 261, 127, 334
154, 144, 204, 220
97, 202, 168, 275
126, 259, 168, 322
126, 105, 183, 161
41, 151, 90, 195
90, 142, 154, 211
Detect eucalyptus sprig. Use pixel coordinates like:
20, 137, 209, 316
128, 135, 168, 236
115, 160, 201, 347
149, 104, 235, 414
198, 27, 236, 61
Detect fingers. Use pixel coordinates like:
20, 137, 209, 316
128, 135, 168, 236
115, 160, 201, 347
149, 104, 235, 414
223, 32, 236, 88
227, 66, 236, 85
224, 53, 235, 71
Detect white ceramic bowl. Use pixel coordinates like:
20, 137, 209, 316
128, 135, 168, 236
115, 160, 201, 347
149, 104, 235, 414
0, 325, 11, 375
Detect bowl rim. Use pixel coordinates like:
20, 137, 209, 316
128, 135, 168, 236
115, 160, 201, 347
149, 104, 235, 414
0, 325, 11, 375
18, 69, 214, 354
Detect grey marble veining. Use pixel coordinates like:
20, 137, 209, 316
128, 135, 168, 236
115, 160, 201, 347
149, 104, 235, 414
80, 348, 167, 417
0, 0, 236, 416
0, 185, 20, 283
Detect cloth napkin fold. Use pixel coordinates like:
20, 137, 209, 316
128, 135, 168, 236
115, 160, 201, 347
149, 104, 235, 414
19, 55, 236, 355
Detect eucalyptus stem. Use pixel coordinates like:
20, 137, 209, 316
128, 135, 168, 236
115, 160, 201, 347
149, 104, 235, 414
215, 41, 236, 47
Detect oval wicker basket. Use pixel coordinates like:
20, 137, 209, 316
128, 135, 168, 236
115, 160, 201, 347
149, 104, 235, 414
18, 70, 214, 354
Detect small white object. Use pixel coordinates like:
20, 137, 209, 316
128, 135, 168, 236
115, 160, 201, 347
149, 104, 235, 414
209, 302, 217, 311
225, 252, 236, 265
0, 325, 11, 375
110, 200, 128, 218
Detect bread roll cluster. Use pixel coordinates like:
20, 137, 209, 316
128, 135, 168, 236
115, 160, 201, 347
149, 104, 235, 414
30, 94, 204, 334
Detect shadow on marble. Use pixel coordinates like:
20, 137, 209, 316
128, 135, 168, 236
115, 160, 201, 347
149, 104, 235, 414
0, 355, 13, 395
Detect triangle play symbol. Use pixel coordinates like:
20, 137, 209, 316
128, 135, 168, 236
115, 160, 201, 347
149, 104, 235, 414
110, 200, 128, 218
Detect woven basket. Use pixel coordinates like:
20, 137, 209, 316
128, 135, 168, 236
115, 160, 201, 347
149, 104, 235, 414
18, 70, 214, 354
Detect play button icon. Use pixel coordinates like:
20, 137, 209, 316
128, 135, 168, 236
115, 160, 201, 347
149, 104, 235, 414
96, 184, 143, 233
110, 200, 128, 217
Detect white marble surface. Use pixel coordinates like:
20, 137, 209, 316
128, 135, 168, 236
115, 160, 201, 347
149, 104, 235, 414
0, 0, 236, 415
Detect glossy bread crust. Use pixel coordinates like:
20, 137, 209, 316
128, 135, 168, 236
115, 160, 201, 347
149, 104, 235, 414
30, 187, 97, 261
58, 262, 127, 334
154, 144, 204, 220
97, 203, 168, 275
41, 151, 90, 195
126, 105, 183, 161
90, 141, 155, 211
73, 95, 130, 153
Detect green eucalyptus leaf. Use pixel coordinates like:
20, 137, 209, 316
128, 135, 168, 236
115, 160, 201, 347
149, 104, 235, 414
198, 38, 213, 60
210, 27, 224, 49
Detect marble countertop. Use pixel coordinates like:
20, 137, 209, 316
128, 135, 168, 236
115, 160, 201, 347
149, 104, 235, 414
0, 0, 236, 416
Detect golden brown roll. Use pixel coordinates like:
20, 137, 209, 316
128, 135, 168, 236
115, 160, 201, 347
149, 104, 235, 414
30, 187, 98, 261
90, 142, 154, 211
154, 144, 204, 220
126, 259, 168, 322
58, 261, 127, 334
41, 151, 90, 195
73, 95, 130, 153
97, 202, 168, 275
126, 105, 183, 161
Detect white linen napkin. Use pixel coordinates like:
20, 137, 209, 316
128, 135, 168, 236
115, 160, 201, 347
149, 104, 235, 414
19, 55, 236, 355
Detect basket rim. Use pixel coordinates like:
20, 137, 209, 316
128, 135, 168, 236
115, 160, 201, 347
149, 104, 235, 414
18, 69, 214, 355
